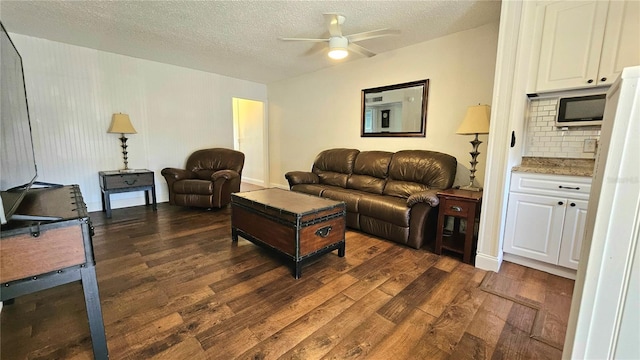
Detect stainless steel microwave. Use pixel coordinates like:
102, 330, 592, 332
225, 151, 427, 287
556, 94, 606, 127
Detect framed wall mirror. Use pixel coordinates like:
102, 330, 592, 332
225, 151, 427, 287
361, 79, 429, 137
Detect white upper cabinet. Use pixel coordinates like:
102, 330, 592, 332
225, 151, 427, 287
532, 0, 640, 93
598, 0, 640, 86
535, 1, 608, 92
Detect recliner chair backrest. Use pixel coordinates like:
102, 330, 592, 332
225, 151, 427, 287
311, 148, 359, 188
186, 148, 245, 180
346, 151, 393, 194
383, 150, 457, 198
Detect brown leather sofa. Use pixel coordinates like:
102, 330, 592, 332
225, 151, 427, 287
161, 148, 244, 209
285, 148, 457, 249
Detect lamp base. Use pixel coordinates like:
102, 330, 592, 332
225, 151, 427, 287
458, 184, 483, 192
461, 133, 483, 192
119, 134, 131, 172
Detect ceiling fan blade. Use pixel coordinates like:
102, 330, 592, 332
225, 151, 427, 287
279, 37, 329, 42
303, 42, 328, 57
347, 29, 400, 43
323, 13, 343, 37
348, 43, 376, 58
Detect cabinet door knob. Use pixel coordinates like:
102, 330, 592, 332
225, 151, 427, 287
570, 203, 576, 207
558, 201, 564, 205
587, 79, 594, 84
600, 77, 607, 82
559, 185, 580, 190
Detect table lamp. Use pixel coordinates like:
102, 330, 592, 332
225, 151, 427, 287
108, 113, 137, 172
456, 104, 490, 191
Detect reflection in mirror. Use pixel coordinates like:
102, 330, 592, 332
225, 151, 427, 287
361, 79, 428, 137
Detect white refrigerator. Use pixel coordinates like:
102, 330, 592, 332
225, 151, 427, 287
564, 66, 640, 359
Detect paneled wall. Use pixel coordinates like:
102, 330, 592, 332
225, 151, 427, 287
11, 34, 267, 212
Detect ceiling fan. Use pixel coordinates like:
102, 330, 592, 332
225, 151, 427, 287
279, 13, 400, 60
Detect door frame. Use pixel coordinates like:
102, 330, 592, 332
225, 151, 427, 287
232, 97, 269, 188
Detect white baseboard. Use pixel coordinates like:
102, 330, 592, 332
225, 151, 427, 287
242, 177, 265, 186
503, 253, 577, 280
475, 251, 503, 272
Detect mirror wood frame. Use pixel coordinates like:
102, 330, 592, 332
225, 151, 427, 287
361, 79, 429, 137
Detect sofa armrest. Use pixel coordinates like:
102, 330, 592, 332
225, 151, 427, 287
211, 169, 240, 181
407, 189, 440, 207
161, 168, 196, 181
285, 171, 319, 188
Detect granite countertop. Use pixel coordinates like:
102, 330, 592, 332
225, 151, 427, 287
512, 157, 595, 177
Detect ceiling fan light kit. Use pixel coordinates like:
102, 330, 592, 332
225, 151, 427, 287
328, 37, 348, 59
280, 13, 399, 61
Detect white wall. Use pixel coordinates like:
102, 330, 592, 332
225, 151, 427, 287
11, 33, 267, 212
267, 22, 499, 188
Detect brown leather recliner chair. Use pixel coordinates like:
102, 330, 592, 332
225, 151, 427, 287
161, 148, 245, 208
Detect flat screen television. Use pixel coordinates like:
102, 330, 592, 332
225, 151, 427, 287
0, 22, 38, 225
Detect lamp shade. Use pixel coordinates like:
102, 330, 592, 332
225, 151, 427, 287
108, 113, 137, 134
456, 105, 490, 135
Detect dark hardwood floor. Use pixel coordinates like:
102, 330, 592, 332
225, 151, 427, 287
1, 187, 574, 359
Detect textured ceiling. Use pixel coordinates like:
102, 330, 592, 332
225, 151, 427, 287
0, 1, 501, 84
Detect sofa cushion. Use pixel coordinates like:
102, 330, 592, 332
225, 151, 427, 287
383, 180, 430, 199
173, 179, 214, 195
321, 187, 367, 213
317, 171, 350, 188
174, 194, 216, 208
358, 194, 410, 227
312, 148, 359, 187
195, 169, 215, 180
347, 174, 384, 194
383, 150, 457, 198
360, 215, 409, 245
347, 151, 392, 194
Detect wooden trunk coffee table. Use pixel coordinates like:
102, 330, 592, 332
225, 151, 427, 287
231, 188, 346, 278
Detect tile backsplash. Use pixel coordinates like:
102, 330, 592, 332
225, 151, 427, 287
524, 98, 601, 159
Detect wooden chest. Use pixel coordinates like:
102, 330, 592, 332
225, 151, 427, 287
0, 185, 108, 358
1, 186, 92, 283
231, 188, 346, 278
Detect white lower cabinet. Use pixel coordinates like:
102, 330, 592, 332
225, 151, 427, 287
503, 172, 591, 274
504, 193, 565, 264
557, 199, 589, 269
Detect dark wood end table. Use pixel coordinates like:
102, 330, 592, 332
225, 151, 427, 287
99, 169, 157, 218
435, 188, 483, 264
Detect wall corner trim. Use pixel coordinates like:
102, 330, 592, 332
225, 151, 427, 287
475, 251, 503, 272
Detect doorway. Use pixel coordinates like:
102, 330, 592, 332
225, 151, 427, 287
232, 98, 268, 188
